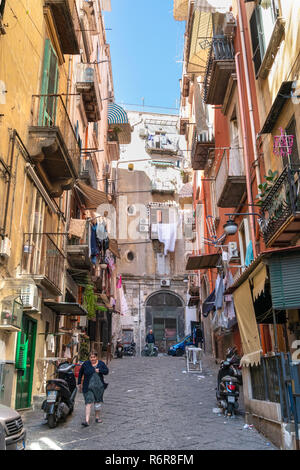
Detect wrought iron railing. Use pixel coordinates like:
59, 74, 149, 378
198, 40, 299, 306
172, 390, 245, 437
22, 233, 65, 293
31, 94, 81, 175
203, 35, 235, 103
259, 166, 300, 245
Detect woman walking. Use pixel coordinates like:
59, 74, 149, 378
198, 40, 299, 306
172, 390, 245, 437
78, 351, 109, 427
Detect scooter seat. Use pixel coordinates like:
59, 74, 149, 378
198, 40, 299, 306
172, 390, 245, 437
48, 378, 68, 387
221, 375, 239, 383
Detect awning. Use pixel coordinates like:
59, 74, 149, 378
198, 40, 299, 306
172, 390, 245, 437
259, 81, 293, 134
187, 1, 232, 75
74, 181, 111, 209
108, 103, 132, 144
44, 301, 88, 316
173, 0, 189, 21
233, 281, 262, 367
251, 264, 268, 301
186, 253, 221, 270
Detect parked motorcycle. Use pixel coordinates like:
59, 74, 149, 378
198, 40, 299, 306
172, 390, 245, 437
141, 344, 158, 357
116, 339, 124, 358
216, 347, 241, 417
123, 341, 136, 356
41, 360, 77, 428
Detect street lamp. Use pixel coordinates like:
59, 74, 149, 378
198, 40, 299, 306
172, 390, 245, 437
223, 212, 261, 236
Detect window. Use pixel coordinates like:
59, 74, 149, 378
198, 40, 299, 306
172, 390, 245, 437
285, 116, 300, 167
249, 0, 280, 77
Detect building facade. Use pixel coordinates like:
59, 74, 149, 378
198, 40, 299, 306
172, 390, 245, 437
0, 0, 127, 411
174, 0, 300, 449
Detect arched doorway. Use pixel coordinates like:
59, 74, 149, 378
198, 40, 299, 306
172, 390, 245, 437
145, 291, 185, 352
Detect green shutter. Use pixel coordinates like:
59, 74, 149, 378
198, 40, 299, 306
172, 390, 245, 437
269, 253, 300, 310
250, 6, 265, 77
15, 332, 28, 371
39, 39, 59, 126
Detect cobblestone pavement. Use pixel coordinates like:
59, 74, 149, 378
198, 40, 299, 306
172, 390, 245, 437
21, 354, 277, 450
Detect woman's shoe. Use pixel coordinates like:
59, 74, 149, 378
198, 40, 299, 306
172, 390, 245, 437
81, 421, 89, 427
95, 419, 103, 423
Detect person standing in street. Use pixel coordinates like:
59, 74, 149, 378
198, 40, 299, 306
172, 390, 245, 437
146, 329, 155, 356
78, 351, 109, 427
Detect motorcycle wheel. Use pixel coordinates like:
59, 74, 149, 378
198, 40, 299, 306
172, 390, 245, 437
153, 350, 158, 357
47, 414, 57, 429
141, 350, 147, 357
227, 402, 234, 416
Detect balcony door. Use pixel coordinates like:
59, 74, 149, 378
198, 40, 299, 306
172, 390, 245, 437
39, 39, 59, 126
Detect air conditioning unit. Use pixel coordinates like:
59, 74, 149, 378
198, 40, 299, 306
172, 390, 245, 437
20, 284, 41, 312
228, 241, 239, 259
139, 218, 148, 226
0, 237, 11, 259
160, 279, 171, 287
139, 224, 149, 233
223, 12, 236, 38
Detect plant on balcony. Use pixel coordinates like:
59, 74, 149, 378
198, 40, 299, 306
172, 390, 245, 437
83, 284, 102, 320
256, 170, 279, 206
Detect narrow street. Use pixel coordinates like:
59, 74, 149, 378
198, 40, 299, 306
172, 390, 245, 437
22, 354, 276, 451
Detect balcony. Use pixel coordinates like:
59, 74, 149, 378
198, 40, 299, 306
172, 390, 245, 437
215, 146, 246, 208
79, 157, 97, 189
67, 223, 92, 271
21, 233, 65, 296
151, 181, 175, 194
259, 166, 300, 247
107, 140, 120, 161
28, 94, 80, 197
44, 0, 80, 55
203, 36, 236, 105
146, 136, 180, 157
191, 130, 215, 170
76, 64, 102, 122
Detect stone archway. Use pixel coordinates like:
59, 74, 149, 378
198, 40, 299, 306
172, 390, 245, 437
145, 291, 185, 352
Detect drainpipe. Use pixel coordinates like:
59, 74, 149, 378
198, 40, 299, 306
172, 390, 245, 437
237, 0, 261, 189
235, 52, 257, 259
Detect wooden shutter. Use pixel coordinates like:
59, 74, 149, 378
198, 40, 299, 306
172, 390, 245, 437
39, 39, 59, 126
249, 7, 265, 77
0, 0, 6, 17
15, 332, 28, 371
286, 116, 300, 166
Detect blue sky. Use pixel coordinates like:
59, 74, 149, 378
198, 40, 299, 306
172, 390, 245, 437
103, 0, 186, 115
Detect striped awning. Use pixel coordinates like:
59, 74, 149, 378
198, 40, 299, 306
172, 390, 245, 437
108, 103, 132, 144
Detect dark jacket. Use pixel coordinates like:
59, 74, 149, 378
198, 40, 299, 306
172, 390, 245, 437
146, 333, 155, 344
78, 360, 109, 394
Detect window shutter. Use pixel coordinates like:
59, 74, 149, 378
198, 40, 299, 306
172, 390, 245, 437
250, 7, 265, 77
286, 117, 300, 167
15, 332, 28, 371
39, 39, 59, 126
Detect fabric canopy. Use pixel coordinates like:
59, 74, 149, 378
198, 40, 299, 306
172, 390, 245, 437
251, 264, 268, 300
173, 0, 189, 21
68, 218, 87, 239
186, 253, 220, 270
75, 181, 111, 209
108, 103, 132, 144
109, 239, 120, 258
233, 281, 262, 367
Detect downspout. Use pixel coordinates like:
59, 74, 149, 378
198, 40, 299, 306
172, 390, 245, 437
3, 130, 16, 237
235, 52, 257, 259
237, 0, 261, 189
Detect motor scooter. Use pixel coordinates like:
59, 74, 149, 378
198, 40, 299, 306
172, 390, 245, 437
41, 359, 77, 428
123, 341, 136, 356
116, 339, 124, 358
141, 344, 158, 357
217, 374, 240, 417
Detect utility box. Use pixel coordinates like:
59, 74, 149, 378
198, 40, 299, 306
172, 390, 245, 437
0, 361, 15, 407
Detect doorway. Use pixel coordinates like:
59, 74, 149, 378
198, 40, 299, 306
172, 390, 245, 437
15, 315, 37, 410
